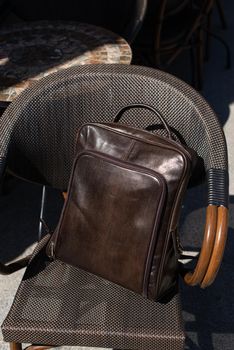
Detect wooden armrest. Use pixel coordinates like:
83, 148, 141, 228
183, 205, 228, 288
0, 255, 31, 275
183, 205, 217, 286
201, 206, 228, 288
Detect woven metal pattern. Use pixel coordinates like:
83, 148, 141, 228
2, 236, 185, 349
0, 64, 228, 191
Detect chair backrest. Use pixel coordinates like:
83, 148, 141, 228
9, 0, 147, 43
0, 64, 227, 197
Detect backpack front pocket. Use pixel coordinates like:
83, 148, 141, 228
53, 151, 167, 297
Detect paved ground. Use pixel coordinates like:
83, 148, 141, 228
0, 1, 234, 349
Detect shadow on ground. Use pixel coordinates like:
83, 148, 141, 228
0, 177, 63, 263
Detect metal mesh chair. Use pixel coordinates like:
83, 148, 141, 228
133, 0, 215, 90
0, 64, 229, 349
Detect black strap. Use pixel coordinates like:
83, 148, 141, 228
113, 104, 172, 139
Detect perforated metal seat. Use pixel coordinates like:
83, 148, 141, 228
0, 65, 228, 349
2, 235, 185, 349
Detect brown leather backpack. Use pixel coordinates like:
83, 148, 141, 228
47, 104, 196, 301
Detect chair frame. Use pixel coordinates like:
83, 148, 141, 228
125, 0, 148, 43
154, 0, 215, 90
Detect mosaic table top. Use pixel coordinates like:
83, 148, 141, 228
0, 21, 132, 102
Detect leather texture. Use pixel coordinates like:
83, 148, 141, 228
47, 123, 194, 301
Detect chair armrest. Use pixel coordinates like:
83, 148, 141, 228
183, 205, 228, 287
183, 205, 217, 286
201, 205, 228, 287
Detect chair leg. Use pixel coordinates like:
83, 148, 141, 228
206, 30, 231, 69
10, 343, 22, 350
195, 28, 204, 91
190, 40, 196, 88
215, 0, 227, 29
205, 10, 213, 61
38, 185, 48, 241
